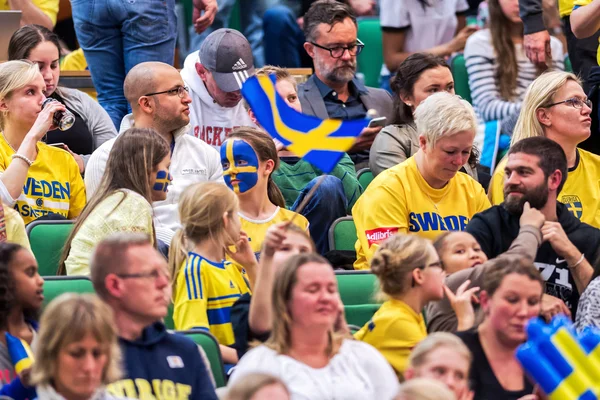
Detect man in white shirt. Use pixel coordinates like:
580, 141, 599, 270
180, 28, 256, 149
85, 62, 223, 247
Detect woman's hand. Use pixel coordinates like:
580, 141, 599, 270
28, 100, 64, 140
261, 222, 289, 258
444, 280, 480, 331
62, 144, 85, 174
449, 25, 479, 53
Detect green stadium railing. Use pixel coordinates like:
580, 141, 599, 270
26, 220, 74, 276
178, 329, 227, 387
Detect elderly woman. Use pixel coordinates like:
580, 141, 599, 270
0, 60, 86, 225
30, 293, 123, 400
455, 257, 544, 400
489, 71, 600, 229
352, 92, 490, 270
229, 253, 400, 400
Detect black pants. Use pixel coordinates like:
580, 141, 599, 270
563, 16, 600, 154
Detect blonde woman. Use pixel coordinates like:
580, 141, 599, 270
354, 234, 446, 379
170, 182, 255, 365
405, 333, 473, 400
0, 60, 85, 225
395, 378, 456, 400
229, 253, 399, 399
488, 71, 600, 228
30, 293, 123, 400
225, 373, 290, 400
353, 92, 490, 270
60, 128, 170, 276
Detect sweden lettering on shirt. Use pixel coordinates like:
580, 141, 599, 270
408, 212, 470, 233
108, 378, 192, 400
14, 177, 71, 218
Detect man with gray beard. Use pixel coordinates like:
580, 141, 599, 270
298, 0, 394, 169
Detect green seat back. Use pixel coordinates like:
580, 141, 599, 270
450, 53, 472, 104
179, 330, 226, 387
357, 168, 374, 190
345, 304, 381, 327
27, 221, 74, 276
328, 217, 358, 252
165, 303, 175, 330
336, 271, 379, 305
42, 276, 94, 309
357, 18, 383, 87
565, 55, 573, 73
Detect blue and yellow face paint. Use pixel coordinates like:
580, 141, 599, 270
153, 170, 173, 193
220, 139, 259, 194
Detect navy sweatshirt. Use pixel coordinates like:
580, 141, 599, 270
107, 322, 218, 400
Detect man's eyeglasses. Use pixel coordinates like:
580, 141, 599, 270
143, 86, 189, 98
310, 39, 365, 58
116, 269, 169, 281
546, 97, 592, 110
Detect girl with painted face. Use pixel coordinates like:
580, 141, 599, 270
170, 182, 255, 365
60, 128, 171, 276
220, 127, 309, 271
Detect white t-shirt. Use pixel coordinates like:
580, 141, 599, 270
229, 341, 400, 400
380, 0, 469, 74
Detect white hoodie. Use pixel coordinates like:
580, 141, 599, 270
180, 50, 256, 149
84, 115, 224, 244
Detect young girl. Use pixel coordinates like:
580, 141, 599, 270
0, 243, 43, 387
354, 234, 446, 379
60, 128, 171, 276
231, 223, 315, 358
464, 0, 563, 124
433, 231, 488, 274
170, 182, 256, 364
221, 128, 309, 266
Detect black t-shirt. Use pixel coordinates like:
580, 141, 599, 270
44, 92, 94, 155
455, 329, 534, 400
230, 294, 270, 360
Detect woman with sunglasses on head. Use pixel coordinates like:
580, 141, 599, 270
488, 71, 600, 229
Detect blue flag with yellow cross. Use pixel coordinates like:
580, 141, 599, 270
241, 74, 369, 173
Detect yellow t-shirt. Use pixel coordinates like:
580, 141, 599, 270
561, 0, 575, 17
4, 204, 30, 250
352, 157, 490, 270
354, 298, 427, 379
0, 0, 59, 25
573, 0, 599, 64
61, 48, 88, 71
173, 252, 251, 346
64, 190, 154, 276
489, 149, 600, 228
228, 207, 309, 266
0, 135, 86, 225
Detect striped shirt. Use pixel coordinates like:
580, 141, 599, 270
464, 29, 564, 123
173, 252, 251, 346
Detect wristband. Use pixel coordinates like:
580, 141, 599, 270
569, 253, 585, 269
11, 154, 33, 167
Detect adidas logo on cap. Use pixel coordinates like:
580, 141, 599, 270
232, 58, 248, 71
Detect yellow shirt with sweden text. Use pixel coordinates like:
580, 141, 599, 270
489, 149, 600, 228
352, 157, 490, 270
0, 0, 59, 25
0, 135, 86, 225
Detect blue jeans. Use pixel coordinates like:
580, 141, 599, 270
263, 5, 310, 68
71, 0, 177, 129
188, 0, 266, 67
291, 175, 348, 255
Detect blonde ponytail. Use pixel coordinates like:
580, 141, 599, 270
169, 229, 188, 290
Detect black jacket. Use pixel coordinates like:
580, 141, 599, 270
466, 203, 600, 316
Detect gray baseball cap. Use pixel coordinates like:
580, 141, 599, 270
199, 28, 255, 93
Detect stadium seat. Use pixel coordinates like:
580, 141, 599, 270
450, 53, 472, 104
26, 220, 74, 276
328, 216, 358, 252
165, 304, 175, 330
357, 168, 374, 190
178, 329, 227, 388
357, 18, 383, 87
42, 276, 94, 309
565, 55, 572, 73
336, 270, 381, 327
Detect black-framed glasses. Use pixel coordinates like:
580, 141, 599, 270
143, 86, 189, 98
116, 269, 169, 280
546, 97, 592, 110
310, 39, 365, 58
411, 261, 444, 287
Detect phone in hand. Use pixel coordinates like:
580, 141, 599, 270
368, 116, 387, 128
48, 143, 66, 149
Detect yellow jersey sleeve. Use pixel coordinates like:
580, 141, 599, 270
174, 257, 209, 332
67, 157, 86, 219
573, 0, 592, 6
32, 0, 59, 26
489, 157, 507, 205
61, 48, 88, 71
4, 205, 30, 250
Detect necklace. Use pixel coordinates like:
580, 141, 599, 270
1, 133, 17, 153
425, 191, 447, 211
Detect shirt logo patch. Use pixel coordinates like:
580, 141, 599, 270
181, 168, 208, 176
561, 195, 583, 219
167, 356, 184, 368
365, 227, 399, 248
229, 280, 235, 289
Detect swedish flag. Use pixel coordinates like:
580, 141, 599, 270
5, 332, 34, 374
241, 75, 369, 173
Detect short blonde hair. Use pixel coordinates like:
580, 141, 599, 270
511, 71, 580, 145
395, 378, 456, 400
0, 60, 41, 130
407, 332, 472, 370
414, 92, 477, 147
225, 373, 289, 400
29, 293, 122, 386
